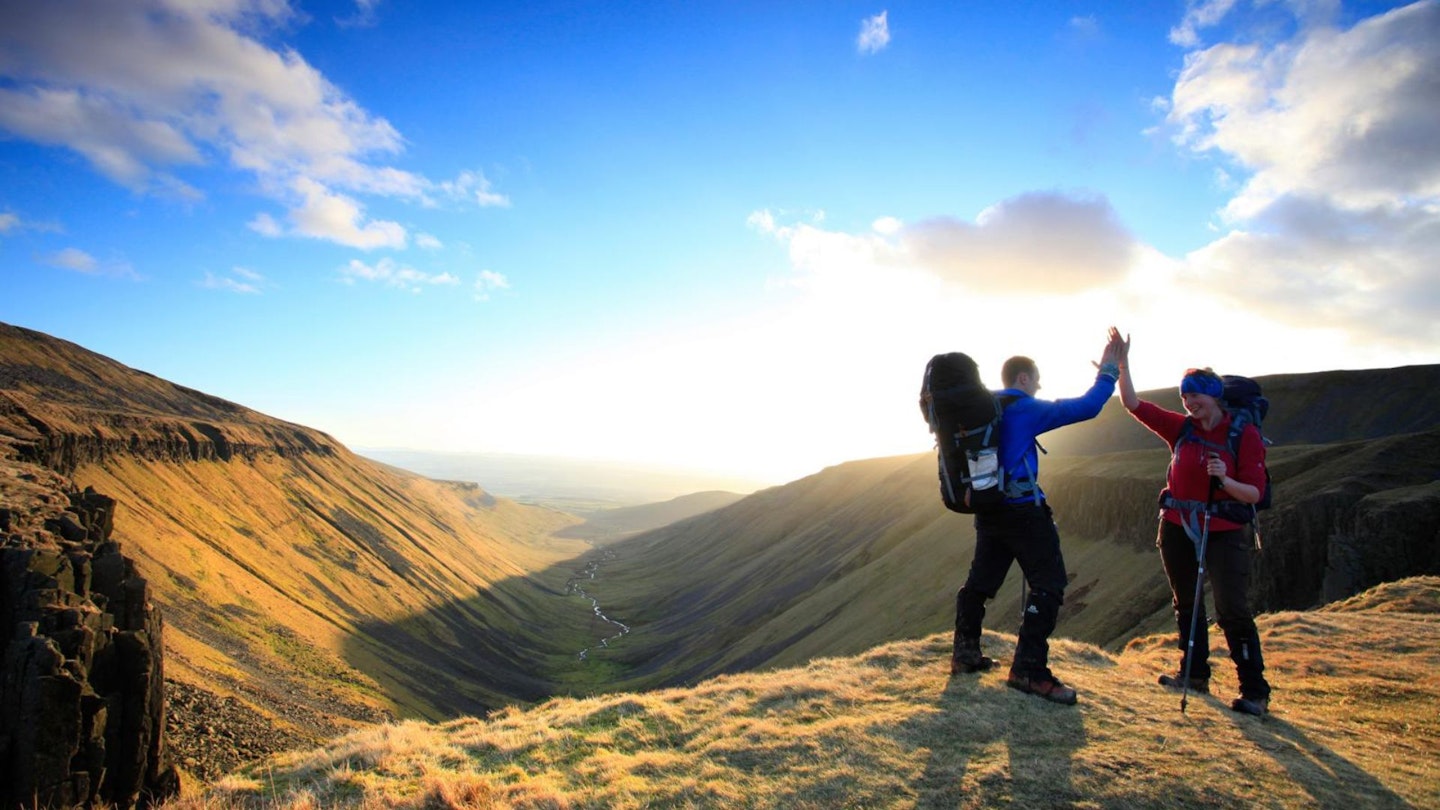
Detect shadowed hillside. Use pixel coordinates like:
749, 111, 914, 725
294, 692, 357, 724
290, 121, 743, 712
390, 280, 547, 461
546, 376, 1440, 692
174, 577, 1440, 809
0, 323, 601, 780
1041, 364, 1440, 457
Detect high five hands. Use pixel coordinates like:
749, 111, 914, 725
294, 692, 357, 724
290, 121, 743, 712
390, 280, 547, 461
1097, 326, 1129, 371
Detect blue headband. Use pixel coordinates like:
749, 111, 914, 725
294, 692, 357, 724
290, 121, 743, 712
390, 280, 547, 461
1180, 372, 1223, 398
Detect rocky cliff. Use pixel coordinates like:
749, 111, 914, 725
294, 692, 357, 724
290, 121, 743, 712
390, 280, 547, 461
1, 459, 178, 809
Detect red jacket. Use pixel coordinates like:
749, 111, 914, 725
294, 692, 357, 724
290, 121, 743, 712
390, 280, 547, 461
1131, 400, 1267, 531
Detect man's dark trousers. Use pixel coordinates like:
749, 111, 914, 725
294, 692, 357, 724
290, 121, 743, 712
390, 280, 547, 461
954, 501, 1067, 675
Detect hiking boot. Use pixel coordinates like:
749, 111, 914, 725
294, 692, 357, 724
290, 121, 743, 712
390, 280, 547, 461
950, 638, 995, 675
1006, 669, 1077, 705
1158, 673, 1209, 694
1231, 696, 1269, 717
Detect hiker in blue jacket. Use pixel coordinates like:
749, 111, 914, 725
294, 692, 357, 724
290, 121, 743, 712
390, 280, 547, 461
950, 332, 1125, 705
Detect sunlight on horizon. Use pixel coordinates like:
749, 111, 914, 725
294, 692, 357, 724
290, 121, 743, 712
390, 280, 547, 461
337, 229, 1430, 486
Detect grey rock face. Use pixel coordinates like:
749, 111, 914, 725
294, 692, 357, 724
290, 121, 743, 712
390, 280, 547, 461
1, 480, 179, 809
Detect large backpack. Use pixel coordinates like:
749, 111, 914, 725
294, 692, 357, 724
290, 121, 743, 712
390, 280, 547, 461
1170, 374, 1273, 525
919, 352, 1007, 514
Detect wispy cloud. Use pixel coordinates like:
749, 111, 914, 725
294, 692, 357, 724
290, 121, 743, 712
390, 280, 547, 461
45, 247, 98, 273
340, 257, 460, 292
440, 170, 512, 208
0, 0, 505, 249
474, 269, 510, 302
0, 211, 62, 237
1068, 15, 1100, 38
1162, 0, 1440, 347
42, 246, 138, 278
857, 11, 891, 55
201, 267, 266, 294
1168, 0, 1240, 48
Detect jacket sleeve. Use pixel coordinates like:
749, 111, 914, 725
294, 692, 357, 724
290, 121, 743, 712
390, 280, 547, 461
1030, 372, 1117, 435
1130, 400, 1187, 448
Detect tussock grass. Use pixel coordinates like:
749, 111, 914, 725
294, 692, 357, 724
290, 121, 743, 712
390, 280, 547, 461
169, 578, 1440, 809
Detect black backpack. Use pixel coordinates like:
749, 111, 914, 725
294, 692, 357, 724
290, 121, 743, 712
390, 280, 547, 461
1171, 374, 1273, 524
920, 352, 1007, 514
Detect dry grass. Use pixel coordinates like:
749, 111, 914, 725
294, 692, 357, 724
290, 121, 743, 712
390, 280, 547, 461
167, 578, 1440, 809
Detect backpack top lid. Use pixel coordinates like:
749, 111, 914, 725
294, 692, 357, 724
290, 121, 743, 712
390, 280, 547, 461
1220, 374, 1269, 431
923, 352, 983, 393
921, 352, 997, 432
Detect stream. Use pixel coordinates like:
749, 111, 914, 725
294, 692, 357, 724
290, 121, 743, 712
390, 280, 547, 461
565, 547, 631, 661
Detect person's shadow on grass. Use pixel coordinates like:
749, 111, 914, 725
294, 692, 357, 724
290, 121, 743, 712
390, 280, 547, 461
1230, 710, 1416, 808
894, 635, 1098, 808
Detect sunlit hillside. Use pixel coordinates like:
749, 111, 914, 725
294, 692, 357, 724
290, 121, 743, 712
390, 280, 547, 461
172, 577, 1440, 809
7, 321, 1440, 791
0, 323, 601, 778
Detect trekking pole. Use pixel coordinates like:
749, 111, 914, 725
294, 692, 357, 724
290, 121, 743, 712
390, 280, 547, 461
1181, 454, 1222, 714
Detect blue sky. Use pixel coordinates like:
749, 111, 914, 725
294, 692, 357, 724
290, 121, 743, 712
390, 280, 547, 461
2, 1, 1437, 485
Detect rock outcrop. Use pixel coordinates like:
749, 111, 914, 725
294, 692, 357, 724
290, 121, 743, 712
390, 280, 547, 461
1, 462, 179, 809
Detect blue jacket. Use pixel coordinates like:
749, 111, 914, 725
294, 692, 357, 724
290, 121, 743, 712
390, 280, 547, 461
997, 371, 1117, 504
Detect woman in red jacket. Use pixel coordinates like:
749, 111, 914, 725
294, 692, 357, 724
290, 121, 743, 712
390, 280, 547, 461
1114, 329, 1272, 716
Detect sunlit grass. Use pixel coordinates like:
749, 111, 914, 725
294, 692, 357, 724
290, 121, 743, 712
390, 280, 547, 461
167, 579, 1440, 809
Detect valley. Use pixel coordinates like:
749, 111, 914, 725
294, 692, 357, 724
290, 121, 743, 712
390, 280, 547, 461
4, 320, 1440, 804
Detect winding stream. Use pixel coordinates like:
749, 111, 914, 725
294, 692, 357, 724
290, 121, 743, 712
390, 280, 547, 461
565, 548, 631, 661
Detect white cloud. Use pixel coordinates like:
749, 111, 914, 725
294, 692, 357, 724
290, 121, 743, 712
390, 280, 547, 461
474, 269, 510, 301
857, 11, 891, 55
42, 246, 138, 278
247, 212, 283, 237
202, 266, 265, 294
45, 247, 98, 273
1169, 0, 1240, 47
871, 216, 902, 235
0, 0, 506, 247
340, 257, 459, 292
1164, 0, 1440, 348
439, 170, 511, 208
288, 177, 407, 249
415, 232, 443, 250
0, 213, 18, 233
899, 191, 1139, 294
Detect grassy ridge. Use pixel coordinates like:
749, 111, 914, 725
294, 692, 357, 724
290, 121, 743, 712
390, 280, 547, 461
77, 450, 593, 725
175, 577, 1440, 809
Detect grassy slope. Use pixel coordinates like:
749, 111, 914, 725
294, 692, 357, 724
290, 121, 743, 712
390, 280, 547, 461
560, 428, 1440, 694
178, 577, 1440, 809
76, 449, 590, 725
1, 322, 596, 732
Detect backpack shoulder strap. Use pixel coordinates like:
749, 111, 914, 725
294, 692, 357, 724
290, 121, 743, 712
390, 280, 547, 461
1174, 416, 1234, 459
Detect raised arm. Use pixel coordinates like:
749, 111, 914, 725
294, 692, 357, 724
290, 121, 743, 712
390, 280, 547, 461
1111, 327, 1139, 411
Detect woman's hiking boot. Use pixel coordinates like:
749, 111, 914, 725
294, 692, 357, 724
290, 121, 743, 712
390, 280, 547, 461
950, 637, 995, 675
1006, 668, 1077, 705
1158, 673, 1209, 694
1231, 695, 1269, 716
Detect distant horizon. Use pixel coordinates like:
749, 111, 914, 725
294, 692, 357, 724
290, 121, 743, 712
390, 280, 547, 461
3, 2, 1436, 485
356, 445, 780, 507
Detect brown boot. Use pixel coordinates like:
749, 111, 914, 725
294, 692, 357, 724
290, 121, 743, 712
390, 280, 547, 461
1006, 668, 1077, 705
